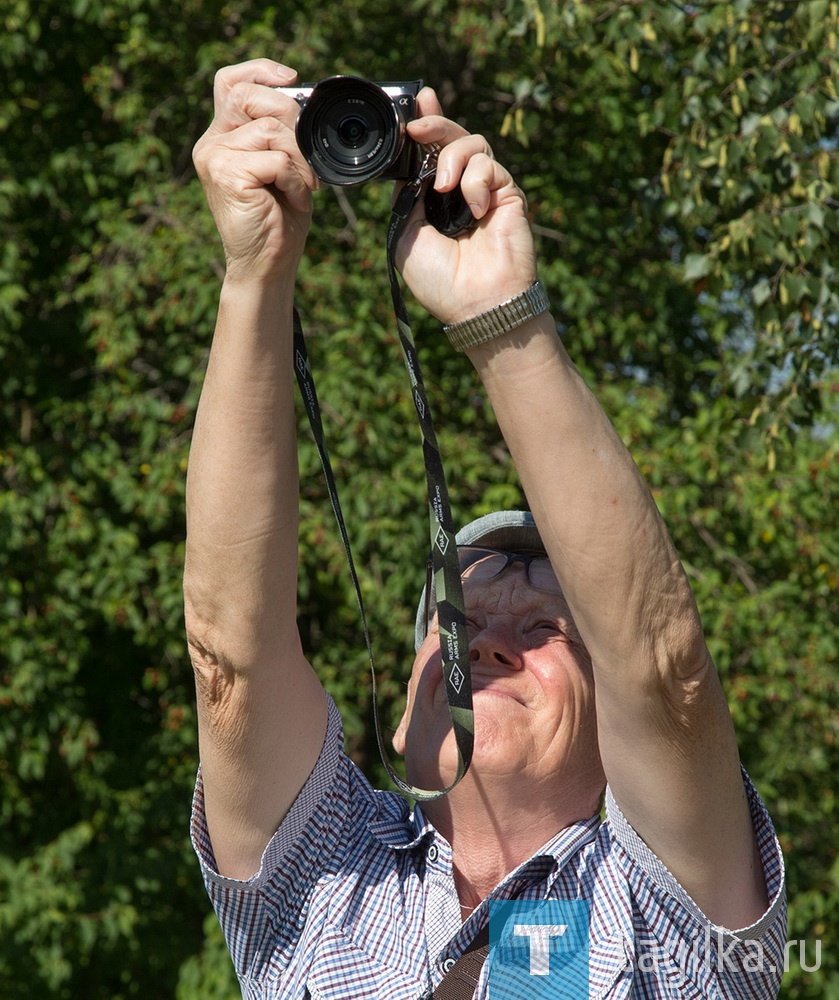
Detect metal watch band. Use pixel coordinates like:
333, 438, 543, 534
442, 280, 550, 352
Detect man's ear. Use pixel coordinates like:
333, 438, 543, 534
394, 650, 425, 755
392, 704, 409, 755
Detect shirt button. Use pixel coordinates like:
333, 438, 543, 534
441, 957, 456, 973
427, 844, 439, 862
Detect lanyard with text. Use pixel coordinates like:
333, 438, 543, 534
292, 149, 474, 800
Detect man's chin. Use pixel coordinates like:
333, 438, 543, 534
404, 701, 533, 788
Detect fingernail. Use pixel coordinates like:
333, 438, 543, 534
276, 63, 296, 80
436, 168, 451, 189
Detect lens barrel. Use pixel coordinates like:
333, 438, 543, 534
296, 77, 409, 186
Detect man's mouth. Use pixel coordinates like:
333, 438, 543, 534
469, 675, 526, 703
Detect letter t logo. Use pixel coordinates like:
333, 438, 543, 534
513, 924, 568, 976
490, 899, 590, 998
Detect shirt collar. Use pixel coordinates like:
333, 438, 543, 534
368, 796, 602, 875
367, 797, 435, 850
538, 812, 602, 892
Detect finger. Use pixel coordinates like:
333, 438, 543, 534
431, 133, 495, 192
207, 81, 301, 138
213, 59, 298, 106
225, 120, 318, 191
210, 148, 314, 215
197, 119, 319, 198
415, 86, 444, 118
458, 153, 496, 219
250, 150, 314, 214
212, 113, 298, 157
406, 113, 471, 154
458, 155, 522, 220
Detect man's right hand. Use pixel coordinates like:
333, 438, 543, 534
192, 58, 319, 284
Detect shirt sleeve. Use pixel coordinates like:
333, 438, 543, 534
189, 694, 349, 981
605, 768, 787, 998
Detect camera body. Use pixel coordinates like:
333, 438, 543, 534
277, 76, 423, 186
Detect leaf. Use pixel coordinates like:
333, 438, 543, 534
683, 252, 712, 281
752, 278, 772, 306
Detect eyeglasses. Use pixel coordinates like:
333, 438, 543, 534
422, 546, 562, 636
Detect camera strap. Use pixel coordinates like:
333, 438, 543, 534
292, 152, 474, 801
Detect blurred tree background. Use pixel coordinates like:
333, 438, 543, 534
1, 0, 837, 996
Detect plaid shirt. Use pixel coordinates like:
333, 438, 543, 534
191, 696, 786, 999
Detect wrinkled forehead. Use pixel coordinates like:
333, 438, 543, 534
460, 568, 569, 615
423, 569, 573, 636
415, 552, 563, 649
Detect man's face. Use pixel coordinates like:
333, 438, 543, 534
393, 563, 603, 792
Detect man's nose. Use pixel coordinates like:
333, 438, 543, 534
469, 624, 524, 670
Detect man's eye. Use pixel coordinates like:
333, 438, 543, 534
534, 621, 561, 633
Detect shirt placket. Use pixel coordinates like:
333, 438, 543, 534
422, 835, 464, 981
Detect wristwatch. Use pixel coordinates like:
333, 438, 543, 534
442, 280, 550, 352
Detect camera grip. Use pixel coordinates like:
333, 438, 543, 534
424, 184, 477, 238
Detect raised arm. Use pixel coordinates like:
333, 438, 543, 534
398, 103, 768, 929
184, 60, 327, 880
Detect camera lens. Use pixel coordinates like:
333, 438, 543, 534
296, 77, 406, 186
323, 104, 383, 165
336, 115, 369, 148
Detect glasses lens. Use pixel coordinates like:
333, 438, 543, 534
424, 548, 562, 636
527, 556, 561, 593
458, 548, 509, 580
458, 548, 561, 592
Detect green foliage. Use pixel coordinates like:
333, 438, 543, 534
0, 0, 836, 996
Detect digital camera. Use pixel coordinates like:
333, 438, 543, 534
276, 76, 423, 186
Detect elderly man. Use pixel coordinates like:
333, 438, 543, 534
184, 59, 786, 999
